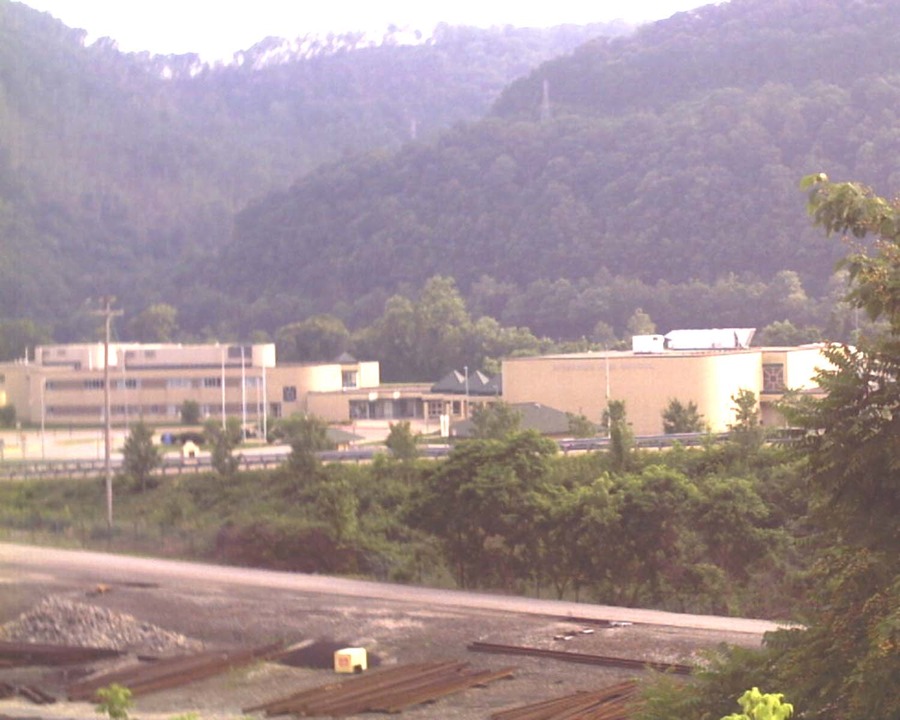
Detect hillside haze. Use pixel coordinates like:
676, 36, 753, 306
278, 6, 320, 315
3, 0, 898, 345
213, 0, 900, 339
0, 0, 618, 337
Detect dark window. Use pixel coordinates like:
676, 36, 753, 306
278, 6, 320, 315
283, 386, 297, 402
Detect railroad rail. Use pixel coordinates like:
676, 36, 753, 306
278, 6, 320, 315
491, 679, 640, 720
468, 641, 694, 675
67, 642, 286, 701
246, 660, 516, 717
0, 640, 122, 667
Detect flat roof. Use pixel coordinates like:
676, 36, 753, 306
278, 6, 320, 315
506, 344, 829, 363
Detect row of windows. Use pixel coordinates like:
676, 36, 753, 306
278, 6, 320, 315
45, 376, 262, 391
46, 402, 267, 418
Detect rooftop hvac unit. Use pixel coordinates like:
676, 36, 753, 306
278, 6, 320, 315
632, 334, 666, 353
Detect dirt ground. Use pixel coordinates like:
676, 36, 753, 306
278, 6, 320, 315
0, 566, 767, 720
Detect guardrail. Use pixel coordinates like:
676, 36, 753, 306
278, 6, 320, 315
0, 430, 800, 480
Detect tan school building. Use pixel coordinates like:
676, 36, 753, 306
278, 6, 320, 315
500, 340, 829, 436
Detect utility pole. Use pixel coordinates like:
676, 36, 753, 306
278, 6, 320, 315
91, 297, 123, 532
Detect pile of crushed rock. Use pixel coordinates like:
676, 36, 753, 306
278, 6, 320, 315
0, 595, 204, 655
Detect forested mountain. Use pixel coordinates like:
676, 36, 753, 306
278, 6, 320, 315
211, 0, 900, 340
6, 0, 900, 352
0, 0, 617, 337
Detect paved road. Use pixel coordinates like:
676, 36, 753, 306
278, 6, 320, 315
1, 543, 788, 635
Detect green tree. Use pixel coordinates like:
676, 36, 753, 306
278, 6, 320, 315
534, 478, 619, 599
757, 174, 900, 719
180, 399, 200, 425
729, 388, 763, 451
566, 412, 596, 438
469, 401, 522, 440
756, 319, 821, 346
612, 466, 697, 605
413, 431, 556, 588
661, 398, 705, 434
721, 687, 793, 720
95, 683, 132, 720
204, 416, 242, 478
0, 318, 51, 362
385, 421, 419, 460
626, 308, 656, 338
121, 421, 160, 492
275, 314, 350, 362
603, 399, 633, 471
126, 303, 178, 342
276, 414, 334, 477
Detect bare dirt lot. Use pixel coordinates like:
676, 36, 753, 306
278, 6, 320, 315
0, 546, 769, 720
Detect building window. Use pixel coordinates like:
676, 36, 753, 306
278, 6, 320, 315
427, 400, 443, 418
283, 386, 297, 402
204, 377, 222, 388
762, 364, 786, 393
84, 379, 105, 390
270, 402, 282, 419
452, 400, 462, 415
115, 378, 139, 390
342, 370, 358, 389
167, 378, 192, 388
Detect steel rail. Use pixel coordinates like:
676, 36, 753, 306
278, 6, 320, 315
468, 641, 693, 675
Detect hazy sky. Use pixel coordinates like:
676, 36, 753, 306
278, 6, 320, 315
19, 0, 716, 60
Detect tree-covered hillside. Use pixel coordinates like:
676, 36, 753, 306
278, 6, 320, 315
0, 0, 615, 337
211, 0, 900, 340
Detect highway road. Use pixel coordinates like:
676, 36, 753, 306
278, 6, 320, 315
0, 543, 788, 635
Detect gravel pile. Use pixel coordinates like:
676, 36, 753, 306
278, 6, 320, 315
0, 595, 204, 654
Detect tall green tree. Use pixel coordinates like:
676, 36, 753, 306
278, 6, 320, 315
276, 314, 350, 362
180, 399, 200, 425
121, 421, 161, 492
204, 416, 242, 478
603, 399, 633, 472
385, 421, 419, 461
275, 414, 334, 478
655, 175, 900, 720
413, 431, 556, 588
0, 319, 51, 361
126, 304, 178, 342
729, 389, 763, 451
469, 401, 522, 440
661, 398, 705, 434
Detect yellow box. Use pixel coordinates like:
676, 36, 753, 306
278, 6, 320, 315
334, 647, 367, 673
